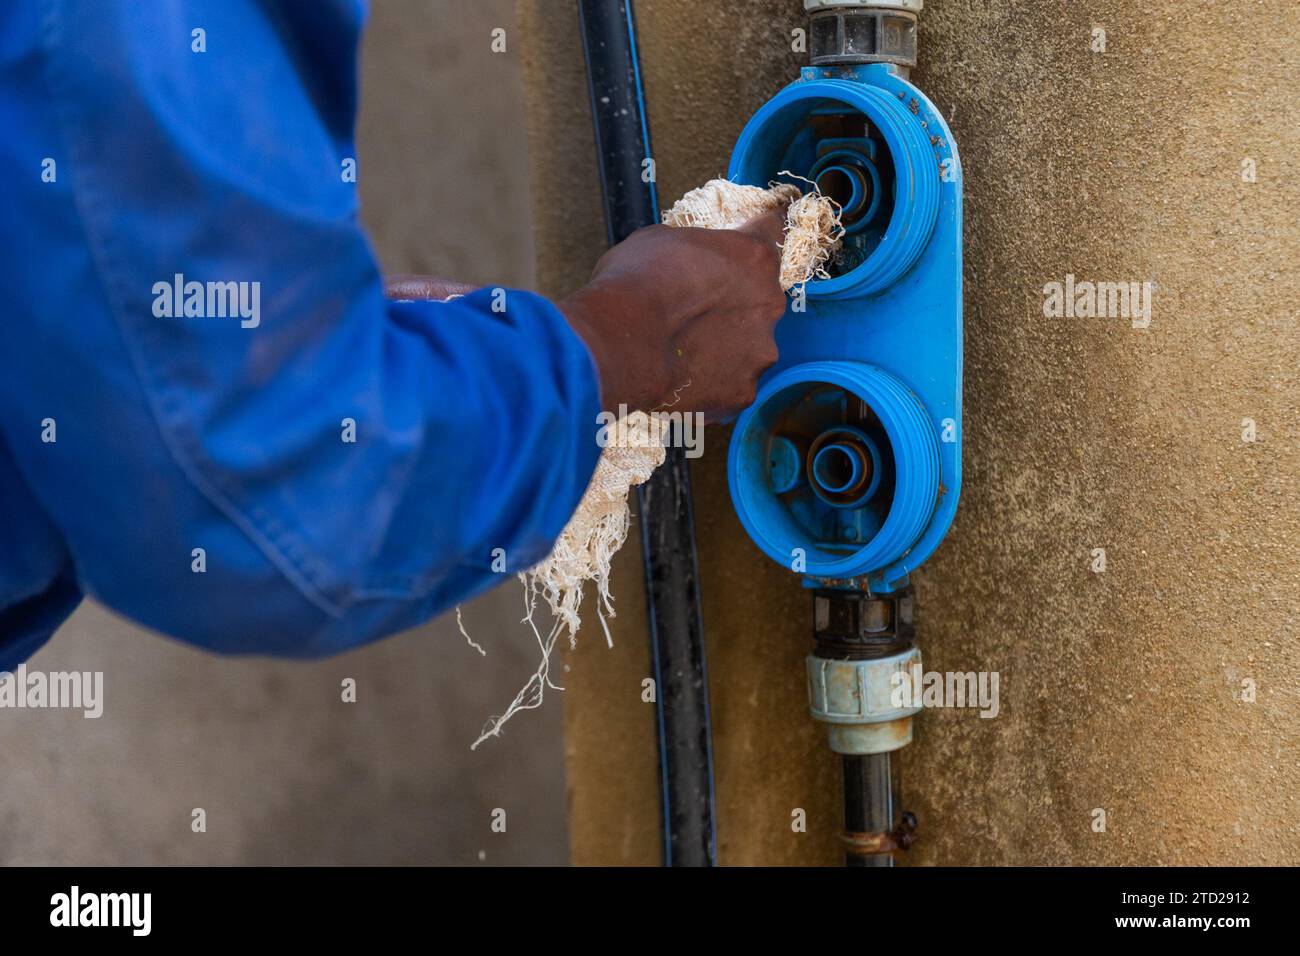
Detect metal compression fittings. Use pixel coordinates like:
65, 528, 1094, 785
803, 0, 921, 68
806, 589, 922, 755
804, 0, 922, 10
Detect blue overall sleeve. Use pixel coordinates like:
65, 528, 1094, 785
0, 0, 602, 662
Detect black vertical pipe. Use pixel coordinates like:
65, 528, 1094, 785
842, 753, 897, 867
577, 0, 718, 867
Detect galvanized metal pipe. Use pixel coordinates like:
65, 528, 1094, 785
842, 753, 897, 866
808, 587, 919, 865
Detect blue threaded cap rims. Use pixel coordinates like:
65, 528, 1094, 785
728, 361, 940, 578
729, 78, 940, 299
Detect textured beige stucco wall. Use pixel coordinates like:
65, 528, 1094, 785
520, 0, 1299, 865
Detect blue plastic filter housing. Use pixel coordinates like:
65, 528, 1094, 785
726, 64, 963, 593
